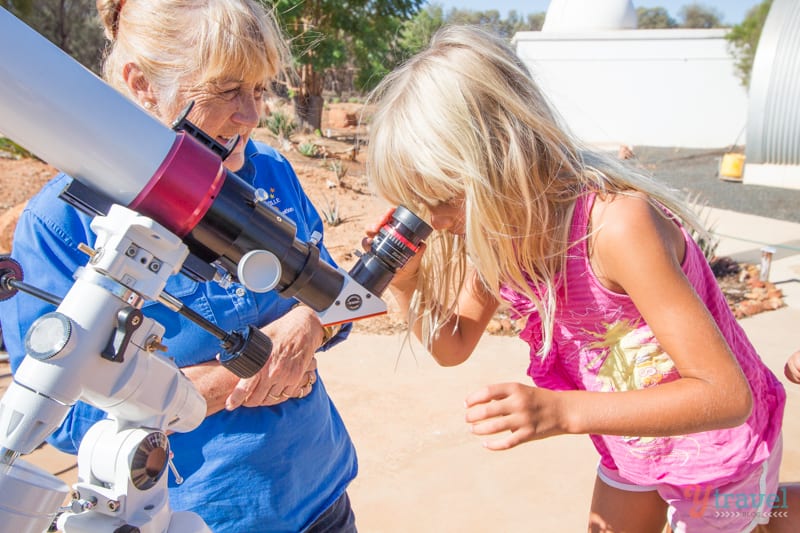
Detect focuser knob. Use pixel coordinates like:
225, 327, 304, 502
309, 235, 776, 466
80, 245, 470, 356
218, 325, 272, 378
0, 255, 23, 301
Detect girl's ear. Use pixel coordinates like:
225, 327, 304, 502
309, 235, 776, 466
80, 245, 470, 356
122, 62, 157, 109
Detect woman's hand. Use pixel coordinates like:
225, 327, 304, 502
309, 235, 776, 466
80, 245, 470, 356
225, 305, 323, 409
363, 206, 426, 288
464, 383, 566, 450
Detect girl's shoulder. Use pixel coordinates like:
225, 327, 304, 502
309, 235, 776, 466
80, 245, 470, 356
590, 191, 650, 223
586, 191, 686, 293
590, 191, 682, 246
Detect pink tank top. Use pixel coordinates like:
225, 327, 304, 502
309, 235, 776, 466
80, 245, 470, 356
500, 193, 785, 486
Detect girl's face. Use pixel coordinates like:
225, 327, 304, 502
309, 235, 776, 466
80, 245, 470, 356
167, 78, 265, 172
428, 198, 466, 236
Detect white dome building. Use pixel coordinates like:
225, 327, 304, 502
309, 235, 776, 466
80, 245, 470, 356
513, 0, 748, 150
542, 0, 637, 32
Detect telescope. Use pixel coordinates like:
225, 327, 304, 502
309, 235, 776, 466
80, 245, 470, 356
0, 7, 430, 532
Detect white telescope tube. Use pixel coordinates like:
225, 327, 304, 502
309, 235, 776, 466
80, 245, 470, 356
1, 8, 410, 322
0, 7, 348, 311
0, 8, 175, 205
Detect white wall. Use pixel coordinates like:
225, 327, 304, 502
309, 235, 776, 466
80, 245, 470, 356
513, 29, 748, 149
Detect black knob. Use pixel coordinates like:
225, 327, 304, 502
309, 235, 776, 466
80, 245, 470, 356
218, 325, 272, 378
0, 255, 23, 301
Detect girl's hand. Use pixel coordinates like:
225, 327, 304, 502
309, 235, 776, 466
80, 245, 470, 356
464, 383, 566, 450
225, 306, 323, 409
785, 350, 800, 384
362, 206, 426, 288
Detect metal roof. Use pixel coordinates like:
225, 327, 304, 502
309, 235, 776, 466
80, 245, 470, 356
746, 0, 800, 165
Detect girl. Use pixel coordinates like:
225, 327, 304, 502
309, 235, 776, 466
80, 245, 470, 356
364, 25, 794, 532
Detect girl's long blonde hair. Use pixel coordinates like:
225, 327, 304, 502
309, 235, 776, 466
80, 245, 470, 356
366, 25, 702, 355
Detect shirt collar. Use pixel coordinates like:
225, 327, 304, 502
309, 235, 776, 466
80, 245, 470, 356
237, 139, 257, 182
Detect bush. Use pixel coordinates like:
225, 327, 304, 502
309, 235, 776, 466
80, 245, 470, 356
262, 110, 297, 139
320, 195, 343, 226
328, 160, 348, 185
298, 142, 318, 157
0, 137, 35, 159
726, 0, 773, 87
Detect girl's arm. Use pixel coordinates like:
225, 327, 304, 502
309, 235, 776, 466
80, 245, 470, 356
391, 267, 499, 366
466, 193, 753, 449
366, 208, 498, 366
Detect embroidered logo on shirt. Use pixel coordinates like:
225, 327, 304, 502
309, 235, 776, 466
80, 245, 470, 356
262, 187, 295, 216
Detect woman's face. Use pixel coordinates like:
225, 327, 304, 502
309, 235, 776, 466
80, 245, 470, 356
166, 78, 265, 172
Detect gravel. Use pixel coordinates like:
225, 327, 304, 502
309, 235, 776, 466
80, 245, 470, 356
630, 146, 800, 224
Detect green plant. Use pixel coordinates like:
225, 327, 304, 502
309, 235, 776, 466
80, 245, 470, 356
262, 110, 296, 139
328, 160, 348, 185
274, 0, 424, 131
0, 137, 35, 159
320, 194, 343, 226
687, 193, 720, 261
298, 142, 318, 157
726, 0, 773, 87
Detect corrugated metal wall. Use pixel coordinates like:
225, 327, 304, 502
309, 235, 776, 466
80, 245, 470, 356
746, 0, 800, 165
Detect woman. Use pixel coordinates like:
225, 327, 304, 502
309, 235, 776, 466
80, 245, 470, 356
0, 1, 358, 531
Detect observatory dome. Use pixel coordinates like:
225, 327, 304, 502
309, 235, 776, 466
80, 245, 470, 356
542, 0, 638, 32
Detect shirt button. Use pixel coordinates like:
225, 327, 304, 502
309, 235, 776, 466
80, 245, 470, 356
235, 287, 246, 297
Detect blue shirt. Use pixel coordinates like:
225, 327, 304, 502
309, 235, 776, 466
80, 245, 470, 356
0, 140, 358, 532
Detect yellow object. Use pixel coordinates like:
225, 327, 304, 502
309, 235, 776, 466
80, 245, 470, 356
720, 153, 745, 180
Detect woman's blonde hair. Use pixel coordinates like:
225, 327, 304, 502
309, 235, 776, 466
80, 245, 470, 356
366, 25, 703, 355
96, 0, 290, 110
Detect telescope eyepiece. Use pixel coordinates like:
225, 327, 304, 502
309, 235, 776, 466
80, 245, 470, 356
348, 206, 432, 296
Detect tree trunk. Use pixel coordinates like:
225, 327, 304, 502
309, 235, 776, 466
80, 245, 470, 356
294, 94, 324, 133
293, 62, 324, 132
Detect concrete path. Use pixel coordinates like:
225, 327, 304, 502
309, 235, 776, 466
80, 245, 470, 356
324, 310, 800, 532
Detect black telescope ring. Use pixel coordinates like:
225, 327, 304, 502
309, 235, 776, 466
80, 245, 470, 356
0, 255, 23, 301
